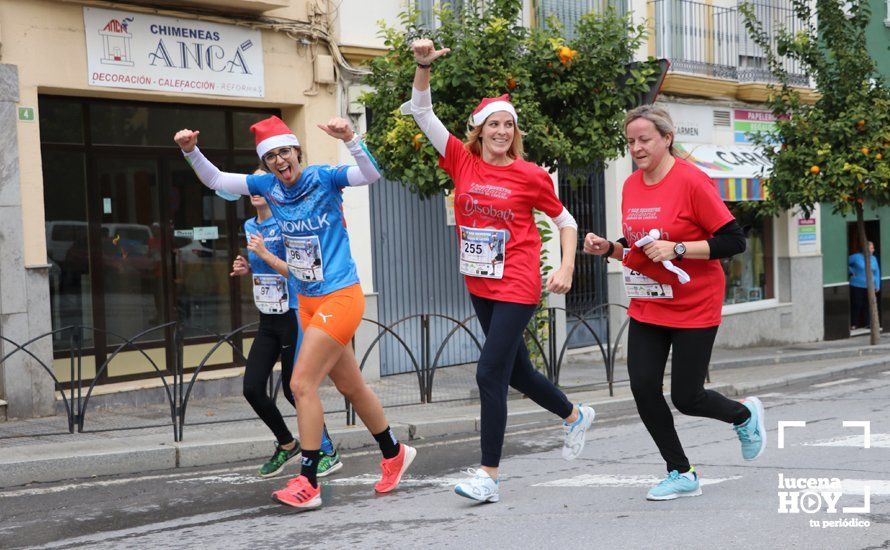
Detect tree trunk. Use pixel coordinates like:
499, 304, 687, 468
854, 204, 880, 345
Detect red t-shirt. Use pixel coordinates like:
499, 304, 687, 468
439, 134, 564, 305
621, 157, 734, 328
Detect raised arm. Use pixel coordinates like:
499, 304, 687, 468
399, 39, 451, 156
174, 129, 249, 195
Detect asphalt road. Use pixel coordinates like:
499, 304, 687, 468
2, 370, 890, 549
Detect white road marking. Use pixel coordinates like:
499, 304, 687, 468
757, 392, 785, 398
533, 474, 742, 488
0, 425, 565, 499
840, 479, 890, 496
811, 378, 860, 388
326, 473, 464, 487
804, 433, 890, 448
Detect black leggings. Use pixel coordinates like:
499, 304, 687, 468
471, 295, 574, 467
627, 318, 749, 473
243, 310, 299, 446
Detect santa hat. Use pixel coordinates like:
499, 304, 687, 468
471, 94, 518, 127
250, 116, 300, 158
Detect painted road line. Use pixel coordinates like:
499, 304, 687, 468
811, 378, 861, 388
804, 433, 890, 448
533, 474, 742, 488
840, 479, 890, 496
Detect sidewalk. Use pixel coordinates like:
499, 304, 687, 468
2, 334, 890, 489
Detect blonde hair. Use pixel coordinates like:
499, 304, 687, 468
624, 105, 677, 157
464, 114, 525, 159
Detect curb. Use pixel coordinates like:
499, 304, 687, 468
1, 357, 888, 489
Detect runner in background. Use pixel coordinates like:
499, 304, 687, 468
583, 105, 765, 501
227, 174, 341, 479
405, 39, 595, 505
175, 116, 415, 511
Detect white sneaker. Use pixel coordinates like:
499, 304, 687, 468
454, 468, 499, 503
562, 404, 596, 460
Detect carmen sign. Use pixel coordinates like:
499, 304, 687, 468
83, 7, 264, 98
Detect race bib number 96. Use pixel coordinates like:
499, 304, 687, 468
284, 235, 324, 282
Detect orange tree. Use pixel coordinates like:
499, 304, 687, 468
741, 0, 890, 344
361, 0, 659, 197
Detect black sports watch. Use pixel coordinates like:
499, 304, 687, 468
673, 242, 686, 261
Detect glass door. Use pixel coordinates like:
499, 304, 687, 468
93, 156, 166, 378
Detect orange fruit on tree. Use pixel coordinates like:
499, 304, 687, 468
861, 147, 870, 155
412, 132, 424, 150
857, 119, 866, 127
809, 165, 820, 174
506, 77, 517, 90
876, 153, 883, 160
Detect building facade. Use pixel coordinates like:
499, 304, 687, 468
819, 0, 890, 339
0, 0, 382, 418
603, 0, 825, 347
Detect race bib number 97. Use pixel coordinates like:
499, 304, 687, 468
253, 274, 289, 314
459, 226, 506, 279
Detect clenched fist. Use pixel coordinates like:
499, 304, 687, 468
174, 129, 200, 153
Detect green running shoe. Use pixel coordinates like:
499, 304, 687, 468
258, 442, 301, 478
317, 450, 343, 478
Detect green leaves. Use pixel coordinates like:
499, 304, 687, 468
739, 0, 890, 216
361, 0, 659, 198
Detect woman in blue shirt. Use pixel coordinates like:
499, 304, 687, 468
849, 241, 881, 329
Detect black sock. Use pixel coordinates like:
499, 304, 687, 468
300, 449, 320, 487
733, 407, 752, 426
373, 426, 400, 459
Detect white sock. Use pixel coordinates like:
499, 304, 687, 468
681, 470, 696, 481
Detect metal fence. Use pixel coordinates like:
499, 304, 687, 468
0, 304, 629, 442
649, 0, 809, 86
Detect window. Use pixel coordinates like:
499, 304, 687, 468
535, 0, 624, 39
722, 204, 775, 305
40, 95, 278, 383
417, 0, 464, 29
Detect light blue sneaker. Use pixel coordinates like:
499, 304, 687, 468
733, 397, 766, 461
646, 468, 702, 501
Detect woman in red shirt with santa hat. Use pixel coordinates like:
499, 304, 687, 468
584, 104, 766, 501
404, 39, 595, 504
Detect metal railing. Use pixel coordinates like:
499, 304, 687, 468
649, 0, 809, 86
0, 304, 630, 442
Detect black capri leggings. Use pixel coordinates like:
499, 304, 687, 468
471, 295, 574, 467
626, 318, 749, 473
243, 310, 299, 446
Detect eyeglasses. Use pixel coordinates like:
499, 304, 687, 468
262, 146, 296, 164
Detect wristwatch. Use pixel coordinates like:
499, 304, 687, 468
673, 242, 686, 261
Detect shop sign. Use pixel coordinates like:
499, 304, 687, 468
734, 109, 778, 144
663, 104, 713, 143
84, 7, 264, 98
798, 217, 818, 253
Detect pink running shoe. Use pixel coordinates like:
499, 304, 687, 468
374, 444, 417, 493
272, 475, 322, 510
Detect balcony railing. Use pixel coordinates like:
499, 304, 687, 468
649, 0, 809, 86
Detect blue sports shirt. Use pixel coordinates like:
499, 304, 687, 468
247, 165, 360, 297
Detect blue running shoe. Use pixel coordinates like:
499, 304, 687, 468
646, 468, 702, 501
733, 397, 766, 461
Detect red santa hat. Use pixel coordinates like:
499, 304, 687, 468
471, 94, 518, 127
250, 116, 300, 158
